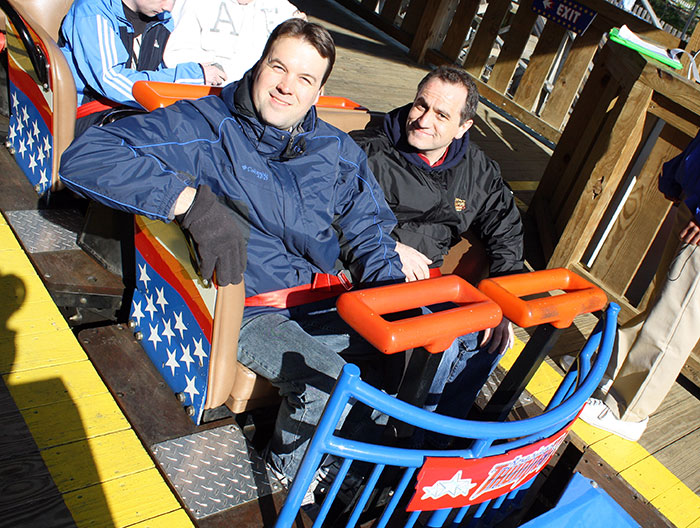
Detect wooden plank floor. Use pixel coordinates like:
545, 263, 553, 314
0, 212, 193, 527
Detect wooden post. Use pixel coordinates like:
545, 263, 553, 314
409, 0, 454, 63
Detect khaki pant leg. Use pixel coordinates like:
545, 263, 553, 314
604, 204, 700, 422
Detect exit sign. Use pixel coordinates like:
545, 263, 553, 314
532, 0, 597, 34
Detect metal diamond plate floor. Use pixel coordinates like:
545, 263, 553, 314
152, 424, 284, 519
5, 209, 82, 253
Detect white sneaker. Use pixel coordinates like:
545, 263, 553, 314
265, 457, 317, 506
579, 398, 648, 441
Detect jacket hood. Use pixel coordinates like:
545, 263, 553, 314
383, 103, 470, 172
220, 68, 315, 161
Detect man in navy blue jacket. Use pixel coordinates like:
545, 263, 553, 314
60, 20, 403, 482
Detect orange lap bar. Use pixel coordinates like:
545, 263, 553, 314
132, 80, 365, 112
336, 276, 502, 355
477, 268, 607, 329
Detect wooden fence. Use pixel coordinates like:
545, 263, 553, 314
333, 0, 696, 143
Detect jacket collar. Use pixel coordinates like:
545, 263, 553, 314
383, 103, 470, 172
221, 68, 315, 161
111, 0, 170, 26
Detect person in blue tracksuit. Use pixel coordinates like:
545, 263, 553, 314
59, 0, 227, 134
60, 19, 403, 482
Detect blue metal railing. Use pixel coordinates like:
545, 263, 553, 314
276, 303, 620, 527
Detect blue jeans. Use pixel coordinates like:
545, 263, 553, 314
422, 321, 503, 448
237, 302, 381, 481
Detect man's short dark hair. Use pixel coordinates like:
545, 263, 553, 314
416, 66, 479, 124
259, 19, 336, 85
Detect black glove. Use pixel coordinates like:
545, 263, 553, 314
179, 185, 247, 286
484, 317, 513, 355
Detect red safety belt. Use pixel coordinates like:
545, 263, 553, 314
245, 268, 442, 309
76, 97, 122, 119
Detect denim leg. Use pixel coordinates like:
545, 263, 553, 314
237, 305, 382, 481
421, 333, 503, 448
424, 331, 481, 413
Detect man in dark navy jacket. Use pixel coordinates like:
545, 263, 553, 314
352, 66, 524, 427
60, 20, 403, 483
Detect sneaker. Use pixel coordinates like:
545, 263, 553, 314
579, 398, 648, 441
264, 455, 317, 507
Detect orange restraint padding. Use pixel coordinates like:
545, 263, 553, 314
477, 268, 607, 329
132, 80, 366, 112
245, 272, 353, 309
336, 275, 502, 355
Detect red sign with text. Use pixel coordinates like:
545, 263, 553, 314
406, 418, 577, 512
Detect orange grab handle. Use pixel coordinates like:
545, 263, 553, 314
477, 268, 607, 329
132, 80, 366, 112
336, 276, 502, 355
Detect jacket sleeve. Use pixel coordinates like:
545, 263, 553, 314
62, 10, 205, 107
469, 158, 524, 276
660, 132, 700, 222
163, 2, 210, 67
59, 107, 204, 221
334, 147, 404, 283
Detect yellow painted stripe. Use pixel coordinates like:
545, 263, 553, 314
0, 251, 56, 306
5, 360, 108, 409
618, 456, 681, 502
651, 483, 700, 528
509, 335, 700, 527
6, 303, 67, 334
2, 213, 191, 525
42, 429, 155, 494
127, 509, 195, 527
588, 435, 650, 473
22, 392, 131, 449
0, 328, 87, 374
63, 468, 182, 528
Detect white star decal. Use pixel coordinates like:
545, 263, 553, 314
193, 337, 207, 363
38, 169, 48, 187
26, 133, 34, 149
11, 92, 18, 111
17, 138, 26, 158
32, 120, 40, 137
162, 318, 175, 345
8, 124, 15, 142
37, 147, 45, 164
421, 471, 478, 501
43, 135, 51, 154
132, 300, 145, 326
183, 374, 199, 403
138, 263, 150, 290
180, 343, 194, 372
148, 323, 162, 349
28, 153, 37, 173
16, 116, 24, 134
155, 286, 168, 312
165, 348, 179, 376
21, 106, 29, 123
145, 293, 157, 320
174, 312, 187, 339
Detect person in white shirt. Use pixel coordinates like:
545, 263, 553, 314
164, 0, 305, 85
